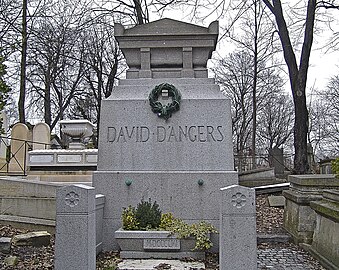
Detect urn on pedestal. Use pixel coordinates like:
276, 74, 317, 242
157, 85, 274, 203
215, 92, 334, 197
59, 120, 95, 149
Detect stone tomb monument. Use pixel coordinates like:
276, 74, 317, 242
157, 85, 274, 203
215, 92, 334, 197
93, 18, 238, 250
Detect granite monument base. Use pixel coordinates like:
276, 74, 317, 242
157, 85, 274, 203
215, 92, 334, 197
93, 170, 238, 250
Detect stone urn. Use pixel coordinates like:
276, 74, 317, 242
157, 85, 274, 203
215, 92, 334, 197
59, 120, 95, 149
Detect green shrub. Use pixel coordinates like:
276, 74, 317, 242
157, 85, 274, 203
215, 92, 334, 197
122, 205, 139, 230
163, 218, 218, 250
135, 199, 162, 230
332, 158, 339, 178
159, 212, 175, 230
121, 201, 218, 251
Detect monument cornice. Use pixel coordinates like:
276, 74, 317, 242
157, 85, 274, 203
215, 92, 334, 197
115, 18, 219, 79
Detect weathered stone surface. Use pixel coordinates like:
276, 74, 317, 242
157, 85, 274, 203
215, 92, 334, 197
220, 185, 257, 270
28, 148, 98, 168
0, 177, 58, 198
283, 174, 339, 244
0, 197, 55, 220
269, 146, 284, 175
309, 190, 339, 269
97, 79, 234, 172
4, 256, 18, 266
268, 196, 285, 207
0, 237, 11, 253
11, 231, 51, 247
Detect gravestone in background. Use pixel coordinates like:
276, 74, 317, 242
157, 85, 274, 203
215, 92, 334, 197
9, 123, 29, 174
33, 123, 50, 150
93, 18, 238, 250
269, 146, 284, 175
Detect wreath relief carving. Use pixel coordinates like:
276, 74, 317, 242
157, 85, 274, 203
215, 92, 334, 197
149, 83, 181, 121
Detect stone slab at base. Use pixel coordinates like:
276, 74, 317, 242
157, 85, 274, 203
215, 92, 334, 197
120, 251, 205, 260
115, 229, 205, 260
118, 259, 205, 270
12, 231, 51, 247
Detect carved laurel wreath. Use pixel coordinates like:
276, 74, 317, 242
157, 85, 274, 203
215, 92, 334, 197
149, 83, 181, 120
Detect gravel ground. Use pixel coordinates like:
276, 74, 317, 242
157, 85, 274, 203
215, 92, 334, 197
0, 194, 326, 269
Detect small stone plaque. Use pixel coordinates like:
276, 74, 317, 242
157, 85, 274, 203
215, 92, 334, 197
57, 154, 82, 163
29, 155, 54, 163
86, 155, 97, 163
143, 238, 180, 250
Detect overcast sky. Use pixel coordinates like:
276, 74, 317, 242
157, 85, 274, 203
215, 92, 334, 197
155, 0, 339, 93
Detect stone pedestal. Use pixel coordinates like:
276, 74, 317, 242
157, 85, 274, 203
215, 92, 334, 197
93, 19, 238, 251
219, 185, 257, 270
55, 184, 96, 270
283, 174, 339, 244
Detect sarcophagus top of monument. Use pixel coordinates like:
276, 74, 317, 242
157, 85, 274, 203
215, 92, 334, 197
114, 18, 218, 79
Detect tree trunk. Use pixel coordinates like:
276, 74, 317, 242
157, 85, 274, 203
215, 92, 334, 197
293, 81, 309, 174
251, 0, 259, 169
44, 71, 52, 127
18, 0, 27, 123
262, 0, 315, 174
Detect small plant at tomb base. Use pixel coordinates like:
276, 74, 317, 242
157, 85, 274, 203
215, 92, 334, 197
121, 199, 218, 251
122, 199, 162, 230
121, 206, 139, 230
332, 158, 339, 178
161, 217, 218, 251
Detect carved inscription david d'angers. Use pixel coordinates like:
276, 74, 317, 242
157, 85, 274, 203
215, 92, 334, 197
107, 125, 225, 143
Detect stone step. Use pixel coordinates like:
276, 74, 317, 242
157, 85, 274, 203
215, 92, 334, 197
257, 233, 291, 243
0, 214, 55, 233
118, 259, 205, 270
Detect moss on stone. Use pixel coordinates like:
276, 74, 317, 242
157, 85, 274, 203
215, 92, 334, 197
310, 201, 339, 222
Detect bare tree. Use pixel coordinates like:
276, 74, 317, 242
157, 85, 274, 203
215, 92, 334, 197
309, 75, 339, 159
215, 52, 253, 170
225, 0, 281, 168
0, 0, 21, 57
215, 50, 289, 171
257, 91, 294, 151
260, 0, 339, 173
111, 0, 149, 25
150, 0, 338, 174
26, 0, 92, 130
68, 16, 122, 146
18, 0, 28, 124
